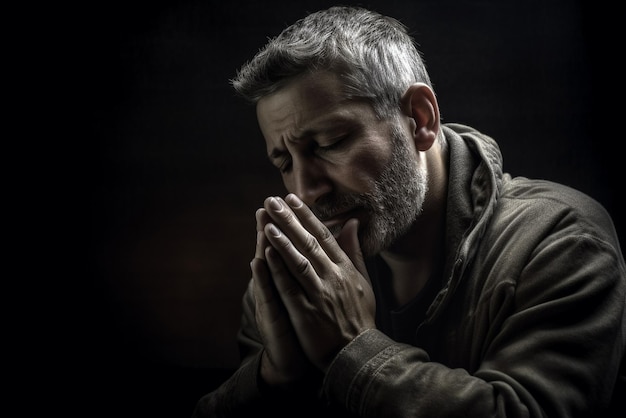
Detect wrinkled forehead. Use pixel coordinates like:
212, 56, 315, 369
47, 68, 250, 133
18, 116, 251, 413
256, 71, 352, 139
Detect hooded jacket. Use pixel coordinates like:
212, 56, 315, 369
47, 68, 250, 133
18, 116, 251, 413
193, 124, 626, 417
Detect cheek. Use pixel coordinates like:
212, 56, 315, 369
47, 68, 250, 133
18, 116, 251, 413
279, 172, 296, 193
335, 143, 390, 190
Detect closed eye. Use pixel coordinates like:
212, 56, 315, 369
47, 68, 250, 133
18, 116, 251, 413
268, 147, 292, 174
316, 135, 347, 153
278, 158, 292, 173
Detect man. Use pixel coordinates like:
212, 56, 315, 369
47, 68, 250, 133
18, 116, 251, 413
193, 6, 625, 417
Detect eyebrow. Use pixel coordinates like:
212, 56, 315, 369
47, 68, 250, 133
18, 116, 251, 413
266, 128, 309, 161
267, 116, 355, 160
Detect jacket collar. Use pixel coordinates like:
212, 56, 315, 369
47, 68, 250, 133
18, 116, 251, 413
425, 123, 504, 320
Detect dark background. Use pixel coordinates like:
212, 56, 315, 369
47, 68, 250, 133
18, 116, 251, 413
77, 0, 621, 416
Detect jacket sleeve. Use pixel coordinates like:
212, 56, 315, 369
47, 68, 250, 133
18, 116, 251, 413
191, 280, 265, 417
322, 225, 626, 417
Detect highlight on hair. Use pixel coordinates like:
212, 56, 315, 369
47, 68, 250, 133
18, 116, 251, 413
230, 6, 432, 119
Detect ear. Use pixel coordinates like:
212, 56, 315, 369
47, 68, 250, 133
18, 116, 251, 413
400, 83, 440, 151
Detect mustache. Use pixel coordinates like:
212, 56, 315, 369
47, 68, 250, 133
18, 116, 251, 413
310, 192, 374, 220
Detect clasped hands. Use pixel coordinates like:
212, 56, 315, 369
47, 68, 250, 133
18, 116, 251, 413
251, 193, 376, 387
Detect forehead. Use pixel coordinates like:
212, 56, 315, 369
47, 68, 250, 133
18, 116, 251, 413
256, 71, 366, 142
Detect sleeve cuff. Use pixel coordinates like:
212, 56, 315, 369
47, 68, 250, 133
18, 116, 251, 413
322, 329, 406, 412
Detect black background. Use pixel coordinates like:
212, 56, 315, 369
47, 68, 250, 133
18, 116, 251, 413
75, 0, 623, 416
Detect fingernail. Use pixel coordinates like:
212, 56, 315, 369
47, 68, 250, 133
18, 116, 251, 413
286, 193, 303, 208
268, 197, 282, 211
267, 224, 281, 237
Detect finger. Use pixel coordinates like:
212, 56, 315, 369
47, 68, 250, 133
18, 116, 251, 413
264, 197, 332, 273
252, 256, 310, 383
256, 208, 272, 231
255, 230, 269, 260
255, 208, 271, 260
283, 193, 345, 264
251, 257, 295, 347
264, 226, 321, 297
336, 218, 371, 284
251, 257, 282, 320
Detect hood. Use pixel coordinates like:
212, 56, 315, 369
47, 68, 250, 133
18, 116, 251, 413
424, 123, 505, 321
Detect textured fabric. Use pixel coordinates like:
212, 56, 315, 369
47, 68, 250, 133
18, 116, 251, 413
192, 124, 626, 417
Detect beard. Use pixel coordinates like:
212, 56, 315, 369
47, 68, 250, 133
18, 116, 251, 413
311, 122, 428, 257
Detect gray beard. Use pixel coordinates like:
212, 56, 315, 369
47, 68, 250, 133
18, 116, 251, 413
311, 123, 428, 256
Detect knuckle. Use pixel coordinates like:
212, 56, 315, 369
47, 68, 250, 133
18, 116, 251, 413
318, 225, 333, 244
328, 269, 344, 290
295, 257, 311, 276
281, 209, 298, 226
302, 233, 319, 254
277, 237, 292, 250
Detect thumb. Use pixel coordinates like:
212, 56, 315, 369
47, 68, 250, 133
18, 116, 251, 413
336, 218, 371, 284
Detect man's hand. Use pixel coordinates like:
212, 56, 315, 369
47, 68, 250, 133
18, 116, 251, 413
251, 208, 312, 388
260, 193, 376, 372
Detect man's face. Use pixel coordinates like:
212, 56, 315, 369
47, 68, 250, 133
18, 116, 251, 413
256, 71, 427, 256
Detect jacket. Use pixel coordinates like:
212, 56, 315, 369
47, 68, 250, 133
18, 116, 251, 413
193, 123, 626, 417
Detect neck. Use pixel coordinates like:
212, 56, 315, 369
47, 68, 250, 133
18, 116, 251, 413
381, 140, 448, 306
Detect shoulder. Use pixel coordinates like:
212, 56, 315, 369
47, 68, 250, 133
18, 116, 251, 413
475, 176, 625, 312
496, 176, 619, 246
476, 175, 625, 282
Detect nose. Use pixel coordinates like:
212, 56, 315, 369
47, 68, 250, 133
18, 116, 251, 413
288, 158, 332, 207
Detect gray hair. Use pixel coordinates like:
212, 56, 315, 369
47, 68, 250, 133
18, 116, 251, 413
230, 6, 433, 119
